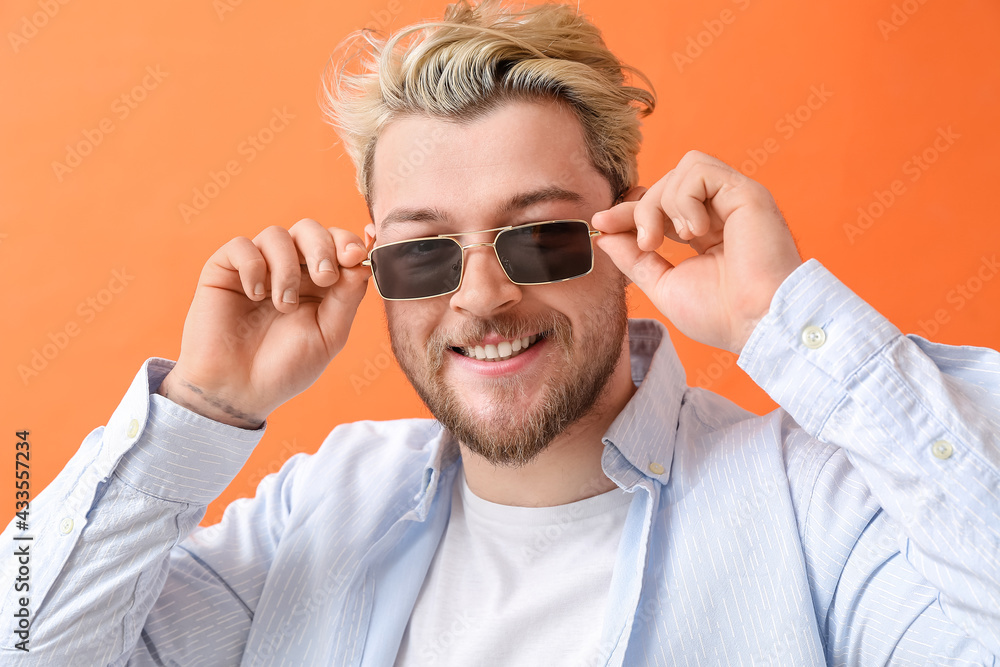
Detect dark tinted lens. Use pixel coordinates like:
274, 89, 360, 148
494, 220, 593, 284
370, 238, 463, 299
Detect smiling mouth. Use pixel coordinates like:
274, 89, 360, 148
452, 332, 547, 362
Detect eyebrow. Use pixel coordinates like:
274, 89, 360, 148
378, 186, 586, 233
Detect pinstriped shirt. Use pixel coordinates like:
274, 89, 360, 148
2, 259, 998, 665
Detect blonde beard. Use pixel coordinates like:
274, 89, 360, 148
387, 283, 628, 468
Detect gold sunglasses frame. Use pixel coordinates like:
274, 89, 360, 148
361, 219, 603, 301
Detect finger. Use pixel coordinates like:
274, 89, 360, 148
253, 226, 304, 313
592, 184, 647, 230
671, 162, 739, 238
591, 200, 639, 232
667, 152, 758, 237
289, 218, 342, 287
594, 229, 675, 299
628, 171, 691, 247
632, 196, 670, 252
592, 200, 687, 245
329, 228, 368, 270
207, 237, 269, 301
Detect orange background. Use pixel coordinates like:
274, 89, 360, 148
2, 0, 998, 525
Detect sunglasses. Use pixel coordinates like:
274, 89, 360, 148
362, 219, 602, 301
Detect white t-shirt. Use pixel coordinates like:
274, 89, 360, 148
394, 468, 633, 666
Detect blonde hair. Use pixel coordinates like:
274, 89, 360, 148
321, 0, 656, 209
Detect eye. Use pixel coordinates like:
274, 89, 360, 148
394, 239, 458, 267
412, 240, 439, 254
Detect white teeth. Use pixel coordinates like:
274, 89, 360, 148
460, 333, 545, 362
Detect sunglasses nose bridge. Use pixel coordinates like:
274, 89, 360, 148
458, 240, 498, 251
455, 238, 516, 285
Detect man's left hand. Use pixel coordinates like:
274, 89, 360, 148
592, 150, 802, 354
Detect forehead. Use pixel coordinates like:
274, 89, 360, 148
369, 99, 609, 232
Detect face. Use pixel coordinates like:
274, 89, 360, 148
370, 99, 630, 468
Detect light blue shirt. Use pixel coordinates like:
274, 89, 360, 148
2, 260, 998, 666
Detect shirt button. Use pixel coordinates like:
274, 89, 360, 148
126, 419, 139, 438
59, 517, 74, 534
648, 462, 665, 475
801, 325, 827, 349
931, 440, 954, 459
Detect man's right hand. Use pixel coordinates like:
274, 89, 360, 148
157, 218, 370, 429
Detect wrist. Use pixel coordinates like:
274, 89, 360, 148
157, 371, 266, 430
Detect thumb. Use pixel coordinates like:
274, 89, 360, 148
594, 231, 674, 298
316, 266, 370, 356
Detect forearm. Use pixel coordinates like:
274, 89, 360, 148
739, 260, 1000, 652
0, 359, 263, 662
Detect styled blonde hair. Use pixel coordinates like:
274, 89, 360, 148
321, 0, 656, 209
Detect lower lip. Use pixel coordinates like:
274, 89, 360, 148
447, 337, 548, 377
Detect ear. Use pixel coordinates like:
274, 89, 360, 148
364, 223, 376, 246
620, 185, 647, 204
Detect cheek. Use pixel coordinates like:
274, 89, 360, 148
385, 302, 441, 343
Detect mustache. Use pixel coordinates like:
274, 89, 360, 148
425, 311, 574, 367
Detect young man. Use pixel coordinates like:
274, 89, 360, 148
3, 1, 998, 664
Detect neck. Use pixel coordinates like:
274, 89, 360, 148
460, 340, 636, 507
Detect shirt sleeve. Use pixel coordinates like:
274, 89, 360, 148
738, 259, 1000, 662
0, 358, 265, 664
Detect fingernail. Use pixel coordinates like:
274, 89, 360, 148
253, 283, 265, 296
282, 288, 296, 304
684, 219, 695, 234
318, 259, 334, 273
347, 242, 364, 252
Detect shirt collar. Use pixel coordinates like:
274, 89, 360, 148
601, 319, 686, 488
419, 318, 686, 497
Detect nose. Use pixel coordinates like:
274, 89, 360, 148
449, 244, 522, 317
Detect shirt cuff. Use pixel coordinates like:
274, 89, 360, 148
97, 358, 265, 506
737, 259, 901, 437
